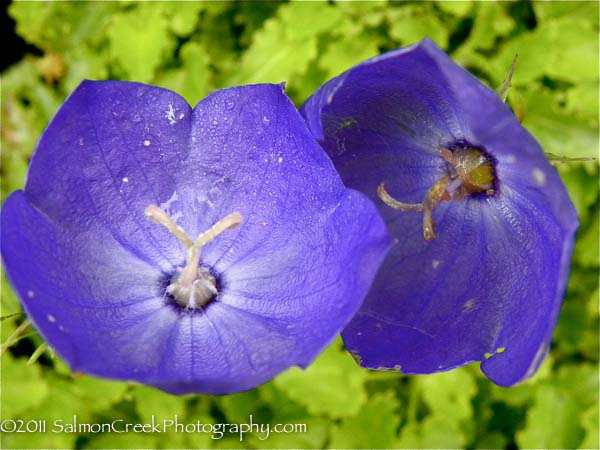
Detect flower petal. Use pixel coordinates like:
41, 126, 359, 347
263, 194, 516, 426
301, 39, 577, 386
2, 82, 391, 394
24, 80, 194, 271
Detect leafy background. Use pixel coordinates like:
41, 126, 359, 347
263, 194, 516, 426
1, 1, 598, 449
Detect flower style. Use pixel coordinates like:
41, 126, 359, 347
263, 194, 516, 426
1, 81, 391, 394
301, 39, 578, 386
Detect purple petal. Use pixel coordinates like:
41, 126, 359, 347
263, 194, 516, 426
2, 81, 391, 394
301, 38, 577, 386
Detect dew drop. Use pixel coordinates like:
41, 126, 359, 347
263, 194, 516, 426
277, 156, 283, 164
27, 290, 35, 298
48, 314, 56, 323
262, 116, 270, 124
122, 177, 129, 183
143, 140, 151, 147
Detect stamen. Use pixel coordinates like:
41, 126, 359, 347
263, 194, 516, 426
422, 176, 450, 240
378, 145, 496, 241
145, 205, 242, 308
377, 183, 423, 211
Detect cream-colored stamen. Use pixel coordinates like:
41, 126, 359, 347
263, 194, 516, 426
145, 205, 242, 308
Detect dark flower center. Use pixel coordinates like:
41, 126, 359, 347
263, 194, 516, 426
378, 143, 496, 240
145, 205, 242, 308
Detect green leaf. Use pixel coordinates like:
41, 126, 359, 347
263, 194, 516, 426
519, 88, 598, 159
1, 355, 49, 418
566, 81, 599, 122
553, 364, 599, 410
533, 1, 599, 28
62, 46, 110, 94
85, 430, 159, 449
224, 13, 316, 86
454, 2, 514, 54
516, 384, 585, 449
334, 1, 389, 28
494, 19, 599, 85
74, 376, 129, 413
559, 165, 599, 220
435, 1, 474, 18
580, 404, 600, 450
574, 210, 599, 267
9, 2, 120, 52
106, 5, 173, 82
319, 34, 380, 80
155, 41, 212, 106
388, 6, 449, 50
278, 2, 345, 41
249, 417, 328, 449
161, 2, 205, 36
416, 367, 477, 422
132, 385, 187, 423
274, 342, 368, 418
397, 415, 466, 449
330, 391, 400, 448
219, 389, 264, 424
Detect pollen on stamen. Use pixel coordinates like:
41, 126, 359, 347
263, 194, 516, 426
378, 144, 497, 240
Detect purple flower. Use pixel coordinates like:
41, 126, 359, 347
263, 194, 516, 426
301, 39, 578, 386
1, 81, 390, 394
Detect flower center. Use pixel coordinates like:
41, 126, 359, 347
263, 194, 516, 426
378, 145, 496, 240
145, 205, 242, 308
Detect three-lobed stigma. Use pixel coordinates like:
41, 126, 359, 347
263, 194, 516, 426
378, 145, 496, 240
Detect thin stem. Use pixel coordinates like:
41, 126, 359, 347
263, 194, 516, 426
1, 319, 32, 355
546, 153, 597, 163
27, 343, 48, 365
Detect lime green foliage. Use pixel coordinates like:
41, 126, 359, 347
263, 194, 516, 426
274, 341, 368, 418
1, 1, 598, 449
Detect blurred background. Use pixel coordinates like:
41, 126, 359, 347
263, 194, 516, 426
1, 1, 598, 448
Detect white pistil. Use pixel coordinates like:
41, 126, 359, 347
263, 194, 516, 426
145, 205, 242, 308
145, 205, 193, 248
